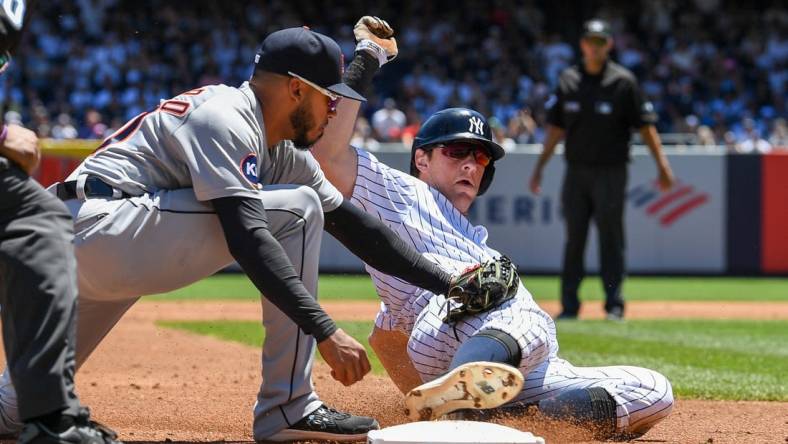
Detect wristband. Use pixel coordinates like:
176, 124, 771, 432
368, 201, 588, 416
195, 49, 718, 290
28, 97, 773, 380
355, 39, 388, 67
0, 125, 8, 145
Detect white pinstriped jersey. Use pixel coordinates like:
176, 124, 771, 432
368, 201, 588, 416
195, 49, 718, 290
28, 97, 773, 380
348, 148, 673, 435
350, 148, 530, 327
349, 147, 558, 358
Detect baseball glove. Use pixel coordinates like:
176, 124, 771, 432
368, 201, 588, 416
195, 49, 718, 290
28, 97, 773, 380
443, 256, 519, 323
353, 16, 398, 63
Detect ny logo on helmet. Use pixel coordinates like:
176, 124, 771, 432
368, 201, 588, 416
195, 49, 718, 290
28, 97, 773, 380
468, 116, 484, 135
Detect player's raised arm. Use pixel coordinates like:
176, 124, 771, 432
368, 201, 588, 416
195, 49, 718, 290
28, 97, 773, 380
311, 16, 398, 197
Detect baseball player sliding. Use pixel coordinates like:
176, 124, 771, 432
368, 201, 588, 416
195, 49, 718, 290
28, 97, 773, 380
0, 26, 506, 442
310, 17, 674, 440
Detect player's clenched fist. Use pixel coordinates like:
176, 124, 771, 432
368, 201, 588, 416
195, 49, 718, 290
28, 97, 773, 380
317, 328, 372, 386
0, 125, 40, 174
354, 16, 398, 64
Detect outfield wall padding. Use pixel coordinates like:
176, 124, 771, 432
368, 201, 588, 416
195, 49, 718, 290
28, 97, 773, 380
35, 140, 787, 275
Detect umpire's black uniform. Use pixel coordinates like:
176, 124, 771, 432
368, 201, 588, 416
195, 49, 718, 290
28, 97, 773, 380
0, 1, 83, 429
546, 60, 657, 318
0, 158, 82, 424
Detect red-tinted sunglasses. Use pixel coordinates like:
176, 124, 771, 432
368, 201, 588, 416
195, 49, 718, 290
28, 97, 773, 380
433, 142, 492, 167
327, 96, 341, 113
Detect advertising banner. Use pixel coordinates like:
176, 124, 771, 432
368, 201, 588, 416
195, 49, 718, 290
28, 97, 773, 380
319, 150, 727, 273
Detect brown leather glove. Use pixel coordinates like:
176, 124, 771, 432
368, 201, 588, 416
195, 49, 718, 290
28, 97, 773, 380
444, 256, 519, 323
354, 16, 398, 65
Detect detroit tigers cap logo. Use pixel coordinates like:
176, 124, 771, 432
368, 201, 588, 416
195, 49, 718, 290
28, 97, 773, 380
240, 153, 258, 184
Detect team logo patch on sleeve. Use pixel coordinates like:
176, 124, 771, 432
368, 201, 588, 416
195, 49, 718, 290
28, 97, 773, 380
240, 153, 259, 184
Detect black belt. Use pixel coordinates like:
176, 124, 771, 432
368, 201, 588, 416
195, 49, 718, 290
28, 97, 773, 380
56, 176, 132, 200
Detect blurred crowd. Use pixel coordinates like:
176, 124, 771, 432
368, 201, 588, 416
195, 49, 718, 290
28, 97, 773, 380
2, 0, 786, 152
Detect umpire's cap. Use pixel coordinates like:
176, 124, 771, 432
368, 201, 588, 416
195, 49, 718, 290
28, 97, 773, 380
582, 19, 612, 40
0, 0, 28, 73
254, 27, 365, 102
410, 108, 505, 196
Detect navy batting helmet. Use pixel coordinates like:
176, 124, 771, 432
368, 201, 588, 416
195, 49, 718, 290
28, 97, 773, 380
410, 108, 505, 196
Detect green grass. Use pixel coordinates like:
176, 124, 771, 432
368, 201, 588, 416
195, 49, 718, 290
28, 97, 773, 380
147, 274, 788, 302
554, 319, 787, 401
158, 318, 787, 401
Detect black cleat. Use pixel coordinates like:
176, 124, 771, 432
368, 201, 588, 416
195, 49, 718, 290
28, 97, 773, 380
266, 404, 379, 442
605, 307, 624, 321
18, 408, 120, 444
556, 312, 578, 320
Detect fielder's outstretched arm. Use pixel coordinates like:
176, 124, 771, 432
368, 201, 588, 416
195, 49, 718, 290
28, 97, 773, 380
324, 198, 453, 296
212, 196, 371, 386
213, 196, 337, 339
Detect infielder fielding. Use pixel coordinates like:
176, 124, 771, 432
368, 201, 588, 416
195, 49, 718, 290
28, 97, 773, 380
310, 18, 674, 440
0, 26, 501, 442
0, 1, 120, 443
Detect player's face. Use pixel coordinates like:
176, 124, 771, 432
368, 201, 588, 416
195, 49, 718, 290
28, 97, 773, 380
580, 36, 612, 65
290, 80, 340, 149
415, 141, 489, 214
290, 99, 319, 148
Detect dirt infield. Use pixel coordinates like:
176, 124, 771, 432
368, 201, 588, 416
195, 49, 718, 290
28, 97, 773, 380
2, 300, 787, 443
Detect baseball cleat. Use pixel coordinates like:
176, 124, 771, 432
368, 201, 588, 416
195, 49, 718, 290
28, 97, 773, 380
265, 404, 379, 442
17, 408, 121, 444
404, 361, 524, 421
605, 307, 624, 322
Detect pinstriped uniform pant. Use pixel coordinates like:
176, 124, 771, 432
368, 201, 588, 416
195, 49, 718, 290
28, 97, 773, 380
407, 285, 673, 435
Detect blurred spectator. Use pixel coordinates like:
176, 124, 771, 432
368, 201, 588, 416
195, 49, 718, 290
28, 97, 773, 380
371, 98, 406, 142
489, 117, 516, 152
696, 125, 717, 147
400, 107, 421, 148
2, 0, 785, 150
31, 104, 51, 137
736, 119, 772, 153
769, 118, 788, 148
349, 117, 380, 151
79, 109, 106, 139
51, 113, 78, 139
508, 108, 540, 144
4, 110, 22, 126
738, 132, 773, 154
723, 131, 739, 153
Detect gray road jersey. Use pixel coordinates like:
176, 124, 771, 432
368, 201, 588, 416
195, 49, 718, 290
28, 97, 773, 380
262, 140, 343, 212
70, 82, 343, 211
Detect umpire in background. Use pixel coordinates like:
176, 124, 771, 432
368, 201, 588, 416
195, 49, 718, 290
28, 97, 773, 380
529, 19, 675, 320
0, 2, 119, 443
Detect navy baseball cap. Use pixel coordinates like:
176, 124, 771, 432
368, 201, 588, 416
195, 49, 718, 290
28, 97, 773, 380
254, 27, 365, 102
582, 19, 612, 39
